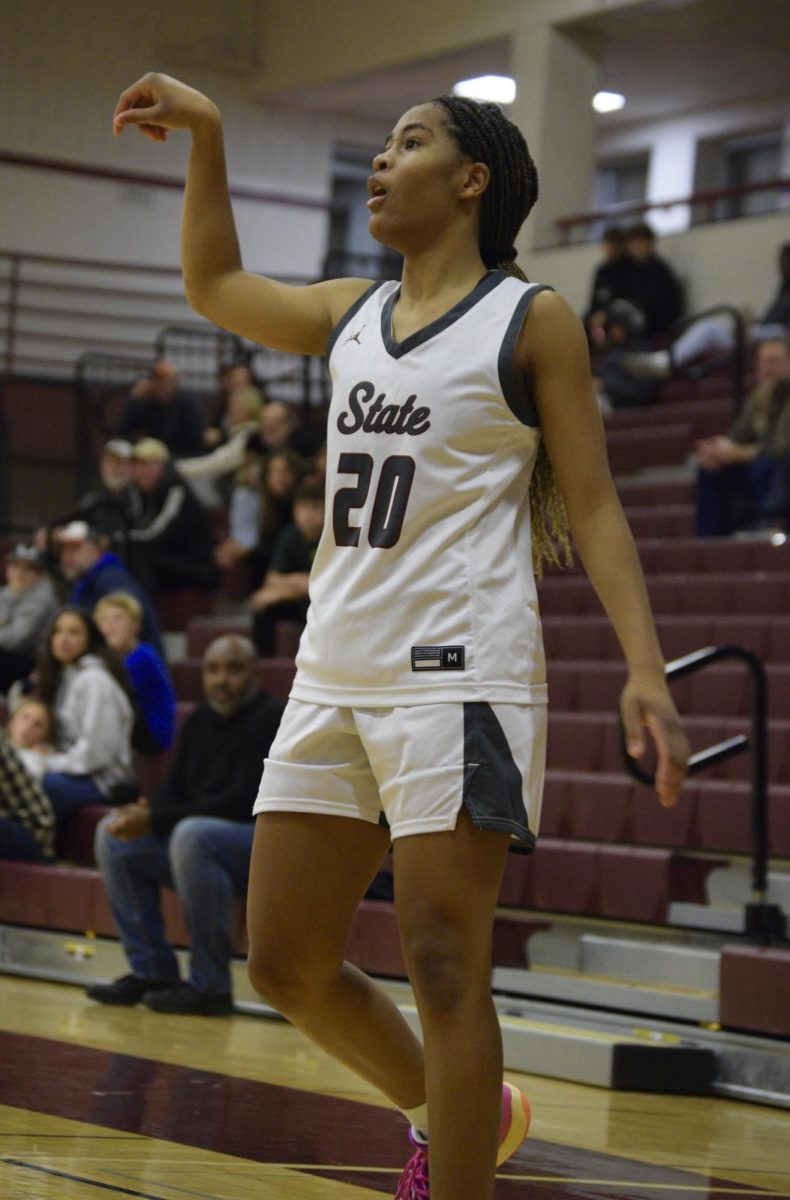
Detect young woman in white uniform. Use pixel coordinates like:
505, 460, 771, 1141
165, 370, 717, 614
113, 74, 689, 1200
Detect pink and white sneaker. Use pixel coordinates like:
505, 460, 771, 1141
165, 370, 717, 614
496, 1081, 531, 1166
393, 1082, 531, 1197
394, 1130, 430, 1199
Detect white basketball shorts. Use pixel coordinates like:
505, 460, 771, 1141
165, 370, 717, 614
253, 699, 546, 850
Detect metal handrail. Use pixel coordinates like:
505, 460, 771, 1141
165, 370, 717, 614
556, 177, 790, 244
621, 644, 785, 944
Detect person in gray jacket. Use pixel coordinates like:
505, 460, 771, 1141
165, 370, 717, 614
0, 545, 58, 694
35, 607, 136, 819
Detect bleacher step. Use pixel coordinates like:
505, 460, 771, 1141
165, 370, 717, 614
530, 929, 721, 991
491, 964, 718, 1022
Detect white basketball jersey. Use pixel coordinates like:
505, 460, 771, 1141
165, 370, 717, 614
291, 270, 551, 707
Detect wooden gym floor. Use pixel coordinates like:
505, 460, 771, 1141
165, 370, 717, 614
1, 975, 789, 1200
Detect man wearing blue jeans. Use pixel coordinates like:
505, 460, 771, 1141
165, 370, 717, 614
87, 635, 284, 1015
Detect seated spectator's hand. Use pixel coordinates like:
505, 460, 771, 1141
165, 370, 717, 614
130, 376, 153, 400
249, 585, 274, 613
214, 538, 247, 569
587, 311, 608, 346
203, 427, 223, 448
107, 799, 151, 841
696, 436, 741, 471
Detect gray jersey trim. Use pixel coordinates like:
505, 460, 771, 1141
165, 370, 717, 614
462, 701, 535, 853
381, 269, 508, 359
497, 283, 555, 427
326, 280, 386, 361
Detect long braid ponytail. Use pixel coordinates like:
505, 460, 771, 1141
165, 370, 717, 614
434, 94, 572, 576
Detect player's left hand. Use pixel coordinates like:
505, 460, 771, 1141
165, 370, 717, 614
620, 676, 689, 808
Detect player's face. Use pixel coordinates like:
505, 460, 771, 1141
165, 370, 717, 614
368, 103, 470, 254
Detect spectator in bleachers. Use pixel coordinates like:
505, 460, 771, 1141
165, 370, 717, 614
87, 635, 285, 1016
592, 300, 658, 414
250, 480, 325, 656
125, 438, 219, 594
6, 698, 55, 779
35, 606, 135, 822
177, 383, 263, 507
75, 439, 135, 538
0, 708, 56, 861
94, 592, 176, 755
585, 227, 632, 349
695, 337, 790, 536
57, 521, 163, 655
116, 359, 205, 459
0, 545, 58, 694
215, 447, 309, 589
623, 222, 684, 340
250, 398, 317, 459
203, 362, 255, 448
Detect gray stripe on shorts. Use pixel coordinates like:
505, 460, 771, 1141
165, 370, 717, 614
462, 702, 535, 853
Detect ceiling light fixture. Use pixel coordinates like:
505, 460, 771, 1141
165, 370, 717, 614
452, 75, 517, 105
593, 91, 626, 113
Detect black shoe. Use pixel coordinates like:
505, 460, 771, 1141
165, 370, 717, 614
86, 974, 175, 1006
142, 982, 234, 1016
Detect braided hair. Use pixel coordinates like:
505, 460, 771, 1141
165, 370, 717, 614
434, 93, 572, 576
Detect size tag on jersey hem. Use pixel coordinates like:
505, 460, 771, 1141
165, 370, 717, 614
411, 645, 466, 671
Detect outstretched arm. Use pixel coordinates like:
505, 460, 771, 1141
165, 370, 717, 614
520, 291, 689, 808
113, 73, 370, 355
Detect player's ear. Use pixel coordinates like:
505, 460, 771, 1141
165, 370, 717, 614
459, 161, 490, 200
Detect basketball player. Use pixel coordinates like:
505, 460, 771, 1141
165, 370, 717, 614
113, 74, 689, 1200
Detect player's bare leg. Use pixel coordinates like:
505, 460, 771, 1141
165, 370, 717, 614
394, 808, 512, 1200
246, 812, 426, 1107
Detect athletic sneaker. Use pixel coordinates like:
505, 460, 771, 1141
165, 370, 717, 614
393, 1082, 531, 1197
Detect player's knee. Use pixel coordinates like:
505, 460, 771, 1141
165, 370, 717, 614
246, 940, 323, 1015
402, 928, 469, 1016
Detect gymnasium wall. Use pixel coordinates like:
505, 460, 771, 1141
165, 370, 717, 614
0, 0, 381, 277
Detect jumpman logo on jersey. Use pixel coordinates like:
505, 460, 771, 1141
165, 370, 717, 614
344, 325, 366, 345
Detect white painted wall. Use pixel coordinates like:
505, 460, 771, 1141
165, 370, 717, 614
0, 0, 381, 276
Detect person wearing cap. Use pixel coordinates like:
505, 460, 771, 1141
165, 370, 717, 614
125, 438, 218, 594
0, 546, 58, 694
74, 439, 135, 538
57, 522, 164, 656
116, 359, 205, 459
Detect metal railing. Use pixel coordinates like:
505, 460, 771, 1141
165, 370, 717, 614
556, 177, 790, 245
621, 645, 786, 945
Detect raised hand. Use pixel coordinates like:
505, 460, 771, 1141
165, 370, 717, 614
113, 72, 218, 142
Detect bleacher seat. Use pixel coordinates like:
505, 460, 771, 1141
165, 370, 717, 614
720, 945, 790, 1037
155, 589, 215, 632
